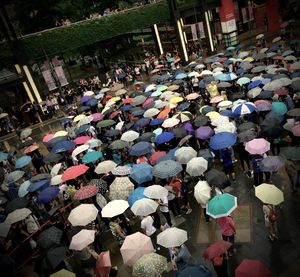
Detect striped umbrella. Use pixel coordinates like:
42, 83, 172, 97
232, 102, 256, 116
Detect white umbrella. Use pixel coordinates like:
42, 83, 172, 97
73, 114, 86, 122
143, 108, 160, 118
77, 115, 93, 127
217, 100, 233, 109
278, 78, 292, 87
263, 80, 283, 91
6, 208, 31, 224
157, 227, 187, 248
175, 146, 197, 164
256, 33, 264, 39
291, 61, 300, 71
20, 128, 32, 139
53, 131, 68, 138
131, 198, 158, 216
85, 138, 102, 148
215, 122, 237, 134
69, 229, 95, 251
211, 115, 229, 126
162, 118, 180, 128
143, 185, 168, 199
71, 144, 89, 158
200, 70, 213, 76
115, 121, 125, 131
101, 199, 129, 218
51, 175, 63, 186
145, 84, 156, 93
84, 90, 94, 96
186, 157, 208, 176
272, 36, 281, 43
115, 89, 127, 96
68, 204, 98, 226
121, 130, 140, 142
50, 163, 62, 177
194, 181, 211, 204
248, 87, 262, 98
94, 160, 117, 174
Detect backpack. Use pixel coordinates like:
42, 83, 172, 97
268, 206, 278, 223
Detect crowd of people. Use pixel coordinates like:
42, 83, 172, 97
0, 29, 299, 277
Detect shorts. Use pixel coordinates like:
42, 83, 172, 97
224, 165, 234, 174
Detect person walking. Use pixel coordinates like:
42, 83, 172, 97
220, 148, 236, 182
263, 203, 279, 241
109, 217, 126, 247
250, 154, 264, 186
141, 214, 158, 249
216, 215, 236, 256
170, 243, 192, 271
211, 254, 228, 277
158, 195, 173, 227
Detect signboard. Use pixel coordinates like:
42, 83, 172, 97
54, 66, 69, 87
221, 19, 237, 33
42, 69, 57, 91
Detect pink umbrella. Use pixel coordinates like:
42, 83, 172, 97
43, 133, 54, 143
24, 144, 39, 154
280, 21, 288, 28
74, 136, 92, 145
143, 98, 154, 108
92, 113, 104, 122
186, 93, 200, 100
62, 164, 89, 181
291, 124, 300, 137
235, 259, 272, 277
74, 185, 99, 200
210, 95, 224, 104
120, 232, 154, 266
96, 251, 112, 277
245, 138, 270, 155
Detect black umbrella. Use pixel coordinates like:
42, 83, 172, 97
198, 149, 214, 161
238, 130, 257, 142
291, 80, 300, 91
258, 90, 272, 99
37, 226, 63, 249
43, 153, 63, 164
172, 127, 187, 139
194, 115, 209, 127
237, 122, 256, 132
41, 245, 67, 271
104, 129, 120, 137
280, 147, 300, 160
137, 132, 155, 143
109, 140, 128, 150
18, 140, 34, 149
204, 169, 227, 188
5, 198, 28, 214
30, 174, 51, 182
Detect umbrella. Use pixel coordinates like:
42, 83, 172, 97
0, 151, 8, 162
237, 77, 250, 86
260, 156, 284, 172
95, 160, 117, 174
211, 115, 229, 127
109, 140, 128, 150
157, 227, 187, 248
202, 240, 232, 260
280, 146, 300, 160
148, 151, 166, 165
91, 113, 104, 122
20, 128, 32, 139
74, 185, 99, 200
129, 142, 153, 156
52, 141, 76, 153
74, 136, 91, 145
143, 108, 160, 118
62, 164, 89, 181
5, 170, 25, 183
206, 193, 238, 218
37, 186, 60, 204
101, 199, 129, 218
143, 185, 168, 199
68, 204, 98, 226
194, 115, 209, 127
271, 102, 287, 115
152, 160, 182, 179
97, 120, 116, 128
132, 253, 167, 277
50, 269, 75, 277
134, 118, 150, 129
96, 251, 112, 277
173, 112, 193, 123
69, 229, 95, 251
6, 208, 31, 224
292, 124, 300, 137
209, 132, 237, 150
130, 163, 153, 184
121, 130, 140, 142
72, 144, 89, 158
186, 157, 208, 176
255, 100, 272, 111
42, 246, 67, 271
18, 180, 31, 197
111, 165, 131, 176
50, 163, 62, 177
128, 187, 145, 207
175, 147, 197, 164
131, 198, 158, 216
238, 130, 257, 143
162, 118, 180, 128
232, 102, 256, 116
121, 232, 154, 266
255, 183, 284, 205
214, 122, 236, 134
132, 95, 147, 106
15, 155, 32, 169
37, 226, 63, 249
235, 259, 272, 277
109, 177, 134, 200
194, 181, 211, 204
204, 169, 227, 187
28, 179, 49, 192
287, 108, 300, 117
176, 264, 212, 277
245, 138, 270, 155
24, 144, 39, 154
30, 173, 51, 182
44, 153, 63, 164
82, 151, 103, 164
155, 132, 175, 144
51, 175, 63, 186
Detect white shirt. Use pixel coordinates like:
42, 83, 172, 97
159, 196, 169, 213
141, 216, 156, 236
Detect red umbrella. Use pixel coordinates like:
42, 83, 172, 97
202, 240, 231, 260
148, 151, 166, 165
217, 57, 227, 63
273, 89, 288, 95
74, 136, 92, 145
122, 98, 133, 104
24, 144, 39, 154
62, 164, 89, 181
235, 259, 272, 277
96, 251, 112, 277
74, 185, 99, 200
43, 133, 54, 143
143, 98, 154, 108
273, 56, 284, 60
109, 111, 120, 120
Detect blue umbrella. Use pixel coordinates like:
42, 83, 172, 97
232, 102, 256, 116
265, 111, 284, 123
82, 151, 103, 164
236, 68, 245, 75
15, 155, 32, 169
78, 106, 90, 113
227, 46, 235, 51
150, 118, 164, 126
120, 105, 133, 112
129, 142, 153, 156
60, 118, 71, 125
258, 90, 272, 99
28, 179, 49, 192
51, 141, 76, 153
247, 80, 262, 90
128, 187, 145, 206
209, 132, 237, 150
176, 264, 212, 277
86, 98, 97, 107
18, 180, 31, 197
37, 187, 60, 204
130, 164, 153, 185
155, 132, 175, 144
134, 118, 150, 130
75, 124, 90, 136
177, 102, 190, 111
215, 73, 230, 81
175, 73, 187, 80
0, 152, 8, 162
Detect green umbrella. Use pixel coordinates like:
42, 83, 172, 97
271, 102, 287, 115
109, 140, 128, 150
280, 147, 300, 160
96, 119, 116, 128
133, 253, 167, 277
82, 151, 103, 164
206, 193, 237, 218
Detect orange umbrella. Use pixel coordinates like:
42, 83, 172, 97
62, 164, 89, 181
122, 98, 133, 104
96, 251, 111, 277
157, 109, 170, 119
273, 55, 284, 60
24, 144, 39, 154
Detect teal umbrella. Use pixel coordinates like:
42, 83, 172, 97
82, 151, 103, 164
206, 193, 237, 218
18, 181, 31, 197
271, 102, 288, 115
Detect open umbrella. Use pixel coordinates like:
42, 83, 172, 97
128, 187, 145, 207
5, 170, 25, 183
68, 204, 98, 226
37, 226, 63, 249
152, 160, 182, 179
50, 269, 75, 277
255, 183, 284, 205
69, 229, 95, 251
44, 153, 63, 164
109, 140, 128, 150
280, 146, 300, 160
121, 130, 140, 142
130, 163, 153, 184
157, 227, 187, 248
6, 208, 31, 224
271, 102, 287, 115
95, 160, 117, 174
62, 164, 89, 181
209, 132, 237, 150
232, 102, 256, 116
28, 179, 49, 192
143, 185, 168, 199
245, 138, 270, 155
131, 198, 158, 216
15, 155, 32, 169
42, 246, 67, 271
121, 232, 154, 266
260, 156, 284, 172
74, 185, 99, 200
235, 259, 272, 277
194, 181, 211, 204
52, 141, 76, 154
206, 193, 237, 218
176, 264, 212, 277
133, 253, 167, 277
20, 128, 32, 139
24, 144, 39, 154
129, 142, 153, 156
204, 169, 227, 188
37, 186, 60, 204
109, 177, 134, 200
18, 180, 31, 197
82, 151, 103, 164
175, 147, 197, 164
111, 166, 131, 176
101, 199, 129, 218
186, 157, 208, 176
5, 198, 28, 214
202, 240, 231, 260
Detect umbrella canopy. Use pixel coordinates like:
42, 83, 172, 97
255, 183, 284, 205
131, 198, 158, 216
18, 180, 31, 197
209, 132, 237, 150
162, 118, 180, 128
96, 251, 112, 277
260, 156, 284, 172
204, 169, 227, 187
175, 147, 197, 164
121, 232, 154, 266
51, 175, 63, 186
85, 138, 102, 148
5, 198, 28, 214
74, 185, 99, 200
155, 132, 175, 144
28, 179, 49, 192
176, 264, 212, 277
68, 204, 98, 226
133, 253, 167, 277
50, 269, 75, 277
157, 227, 187, 248
152, 160, 183, 179
37, 226, 63, 249
24, 144, 39, 154
101, 199, 129, 218
232, 102, 256, 116
143, 185, 168, 199
245, 138, 270, 155
130, 163, 153, 184
62, 164, 89, 181
69, 229, 95, 251
202, 240, 232, 260
41, 246, 67, 271
238, 130, 257, 143
20, 128, 32, 139
206, 193, 238, 218
186, 157, 208, 176
129, 142, 153, 156
194, 181, 211, 204
235, 259, 272, 277
280, 146, 300, 160
109, 177, 134, 200
111, 165, 131, 176
121, 130, 140, 142
44, 153, 63, 164
50, 163, 62, 177
109, 140, 128, 150
82, 151, 103, 164
195, 126, 214, 140
194, 115, 209, 127
6, 208, 31, 224
271, 102, 288, 115
6, 170, 25, 183
95, 160, 117, 174
128, 187, 145, 207
37, 186, 60, 204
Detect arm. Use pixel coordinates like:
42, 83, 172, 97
115, 226, 126, 239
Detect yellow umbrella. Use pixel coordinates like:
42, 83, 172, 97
169, 96, 184, 104
243, 57, 254, 62
50, 269, 75, 277
255, 183, 284, 205
53, 131, 68, 138
73, 114, 86, 122
110, 96, 121, 102
206, 111, 220, 119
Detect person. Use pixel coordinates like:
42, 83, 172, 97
109, 217, 126, 246
211, 254, 228, 277
170, 244, 192, 271
216, 216, 236, 256
158, 195, 172, 227
263, 203, 279, 241
220, 148, 236, 182
250, 154, 264, 186
141, 214, 157, 249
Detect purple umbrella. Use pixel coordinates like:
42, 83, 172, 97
183, 122, 195, 135
37, 186, 60, 204
80, 96, 91, 103
195, 126, 214, 140
260, 156, 284, 172
133, 118, 150, 130
256, 102, 272, 111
